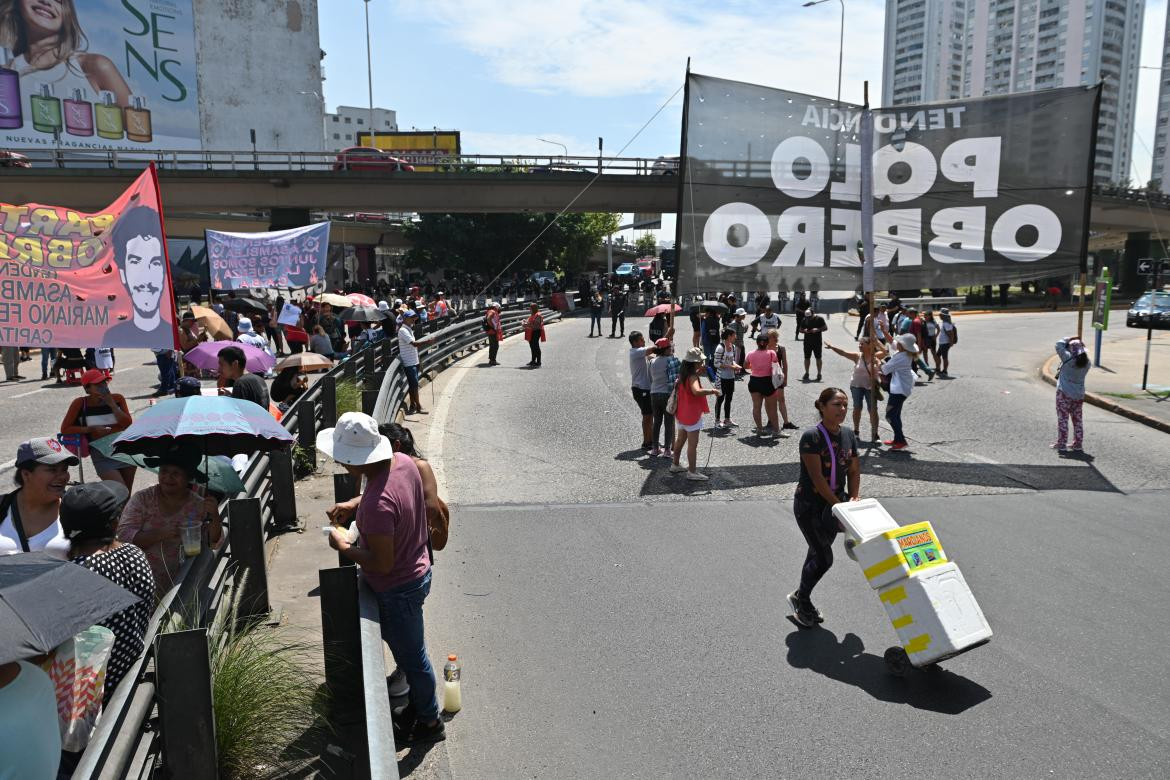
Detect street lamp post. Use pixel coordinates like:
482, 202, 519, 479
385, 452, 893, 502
537, 138, 568, 158
802, 0, 844, 104
364, 0, 375, 142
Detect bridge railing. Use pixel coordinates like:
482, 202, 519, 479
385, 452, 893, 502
9, 147, 675, 176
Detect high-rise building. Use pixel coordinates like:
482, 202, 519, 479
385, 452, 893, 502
326, 106, 398, 151
881, 0, 968, 105
1151, 12, 1170, 190
881, 0, 1144, 184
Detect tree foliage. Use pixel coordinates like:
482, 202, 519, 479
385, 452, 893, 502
635, 233, 658, 257
402, 212, 619, 276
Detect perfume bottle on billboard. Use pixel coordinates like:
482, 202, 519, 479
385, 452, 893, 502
124, 95, 152, 143
0, 48, 21, 130
65, 88, 94, 137
31, 84, 62, 134
95, 91, 124, 140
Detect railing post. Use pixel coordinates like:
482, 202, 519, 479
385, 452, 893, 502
379, 338, 392, 370
228, 497, 270, 620
320, 375, 337, 428
364, 344, 376, 377
362, 388, 379, 416
319, 566, 364, 726
156, 628, 217, 780
296, 398, 316, 462
268, 448, 299, 529
333, 473, 359, 568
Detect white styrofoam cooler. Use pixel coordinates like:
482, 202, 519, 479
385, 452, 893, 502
832, 499, 899, 545
877, 562, 993, 666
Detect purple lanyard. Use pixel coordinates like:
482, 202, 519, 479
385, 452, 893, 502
817, 423, 838, 492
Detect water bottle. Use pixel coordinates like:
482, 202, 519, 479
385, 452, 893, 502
442, 654, 462, 713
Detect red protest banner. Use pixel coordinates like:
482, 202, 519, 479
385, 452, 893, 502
0, 164, 179, 349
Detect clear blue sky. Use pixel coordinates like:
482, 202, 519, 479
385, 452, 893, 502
319, 0, 1166, 241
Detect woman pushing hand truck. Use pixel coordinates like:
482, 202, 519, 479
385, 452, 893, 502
788, 387, 861, 628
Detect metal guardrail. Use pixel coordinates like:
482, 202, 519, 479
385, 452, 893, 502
6, 147, 676, 176
71, 301, 557, 778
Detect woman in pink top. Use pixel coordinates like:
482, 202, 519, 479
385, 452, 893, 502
745, 334, 782, 438
669, 347, 720, 482
766, 328, 796, 436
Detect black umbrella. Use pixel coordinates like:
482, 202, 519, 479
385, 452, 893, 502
221, 297, 268, 315
688, 300, 728, 313
0, 552, 142, 665
338, 305, 389, 322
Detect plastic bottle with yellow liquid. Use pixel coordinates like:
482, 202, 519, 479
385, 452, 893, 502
442, 655, 461, 713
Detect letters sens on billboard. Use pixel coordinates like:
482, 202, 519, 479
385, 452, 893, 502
677, 73, 1099, 293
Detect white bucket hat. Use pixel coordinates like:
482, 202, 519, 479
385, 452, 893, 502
896, 333, 921, 354
316, 412, 394, 465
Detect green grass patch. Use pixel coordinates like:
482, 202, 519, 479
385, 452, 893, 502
335, 378, 361, 418
1100, 392, 1141, 400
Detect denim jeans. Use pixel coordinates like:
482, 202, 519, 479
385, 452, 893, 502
374, 570, 439, 721
885, 392, 907, 444
156, 350, 177, 393
650, 391, 674, 449
590, 313, 603, 335
41, 348, 56, 378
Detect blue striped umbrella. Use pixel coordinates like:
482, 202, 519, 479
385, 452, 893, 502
112, 396, 292, 457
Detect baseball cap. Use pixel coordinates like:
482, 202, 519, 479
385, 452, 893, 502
654, 338, 671, 350
316, 412, 395, 466
176, 376, 202, 397
403, 309, 418, 319
896, 334, 921, 354
59, 480, 129, 540
16, 437, 80, 469
80, 369, 108, 387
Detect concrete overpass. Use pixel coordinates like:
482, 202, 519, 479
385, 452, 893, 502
4, 152, 1170, 236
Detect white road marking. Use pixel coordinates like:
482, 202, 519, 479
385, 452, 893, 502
10, 388, 45, 399
0, 458, 14, 470
964, 452, 1000, 465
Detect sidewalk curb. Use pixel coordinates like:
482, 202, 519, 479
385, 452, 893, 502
1039, 354, 1170, 435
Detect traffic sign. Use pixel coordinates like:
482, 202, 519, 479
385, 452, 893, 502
1137, 258, 1170, 275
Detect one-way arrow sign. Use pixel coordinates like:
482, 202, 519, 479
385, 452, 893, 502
1137, 258, 1170, 275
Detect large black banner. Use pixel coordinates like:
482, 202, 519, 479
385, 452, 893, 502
676, 73, 1100, 294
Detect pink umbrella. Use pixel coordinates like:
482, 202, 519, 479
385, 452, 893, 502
347, 293, 376, 307
645, 303, 682, 317
183, 341, 275, 374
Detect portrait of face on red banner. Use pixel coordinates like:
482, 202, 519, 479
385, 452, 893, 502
0, 165, 179, 349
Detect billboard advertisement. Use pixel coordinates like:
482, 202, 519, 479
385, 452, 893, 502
0, 165, 179, 349
359, 130, 460, 171
0, 0, 200, 150
676, 73, 1099, 293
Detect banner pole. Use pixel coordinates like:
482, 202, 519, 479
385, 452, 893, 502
1076, 83, 1103, 341
670, 58, 691, 332
860, 81, 876, 347
148, 162, 182, 351
1076, 271, 1087, 338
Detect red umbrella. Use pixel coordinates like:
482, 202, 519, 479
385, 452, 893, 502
645, 303, 682, 317
347, 292, 376, 307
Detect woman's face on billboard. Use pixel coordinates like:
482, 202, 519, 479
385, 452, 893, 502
20, 0, 65, 38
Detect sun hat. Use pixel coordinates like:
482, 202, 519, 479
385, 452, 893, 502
654, 337, 671, 350
896, 334, 921, 354
59, 481, 129, 541
316, 412, 395, 466
237, 319, 254, 333
80, 369, 108, 386
735, 308, 746, 316
681, 346, 705, 363
377, 300, 390, 311
16, 437, 80, 469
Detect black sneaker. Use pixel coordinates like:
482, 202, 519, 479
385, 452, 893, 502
787, 591, 818, 628
781, 422, 799, 430
408, 719, 446, 745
